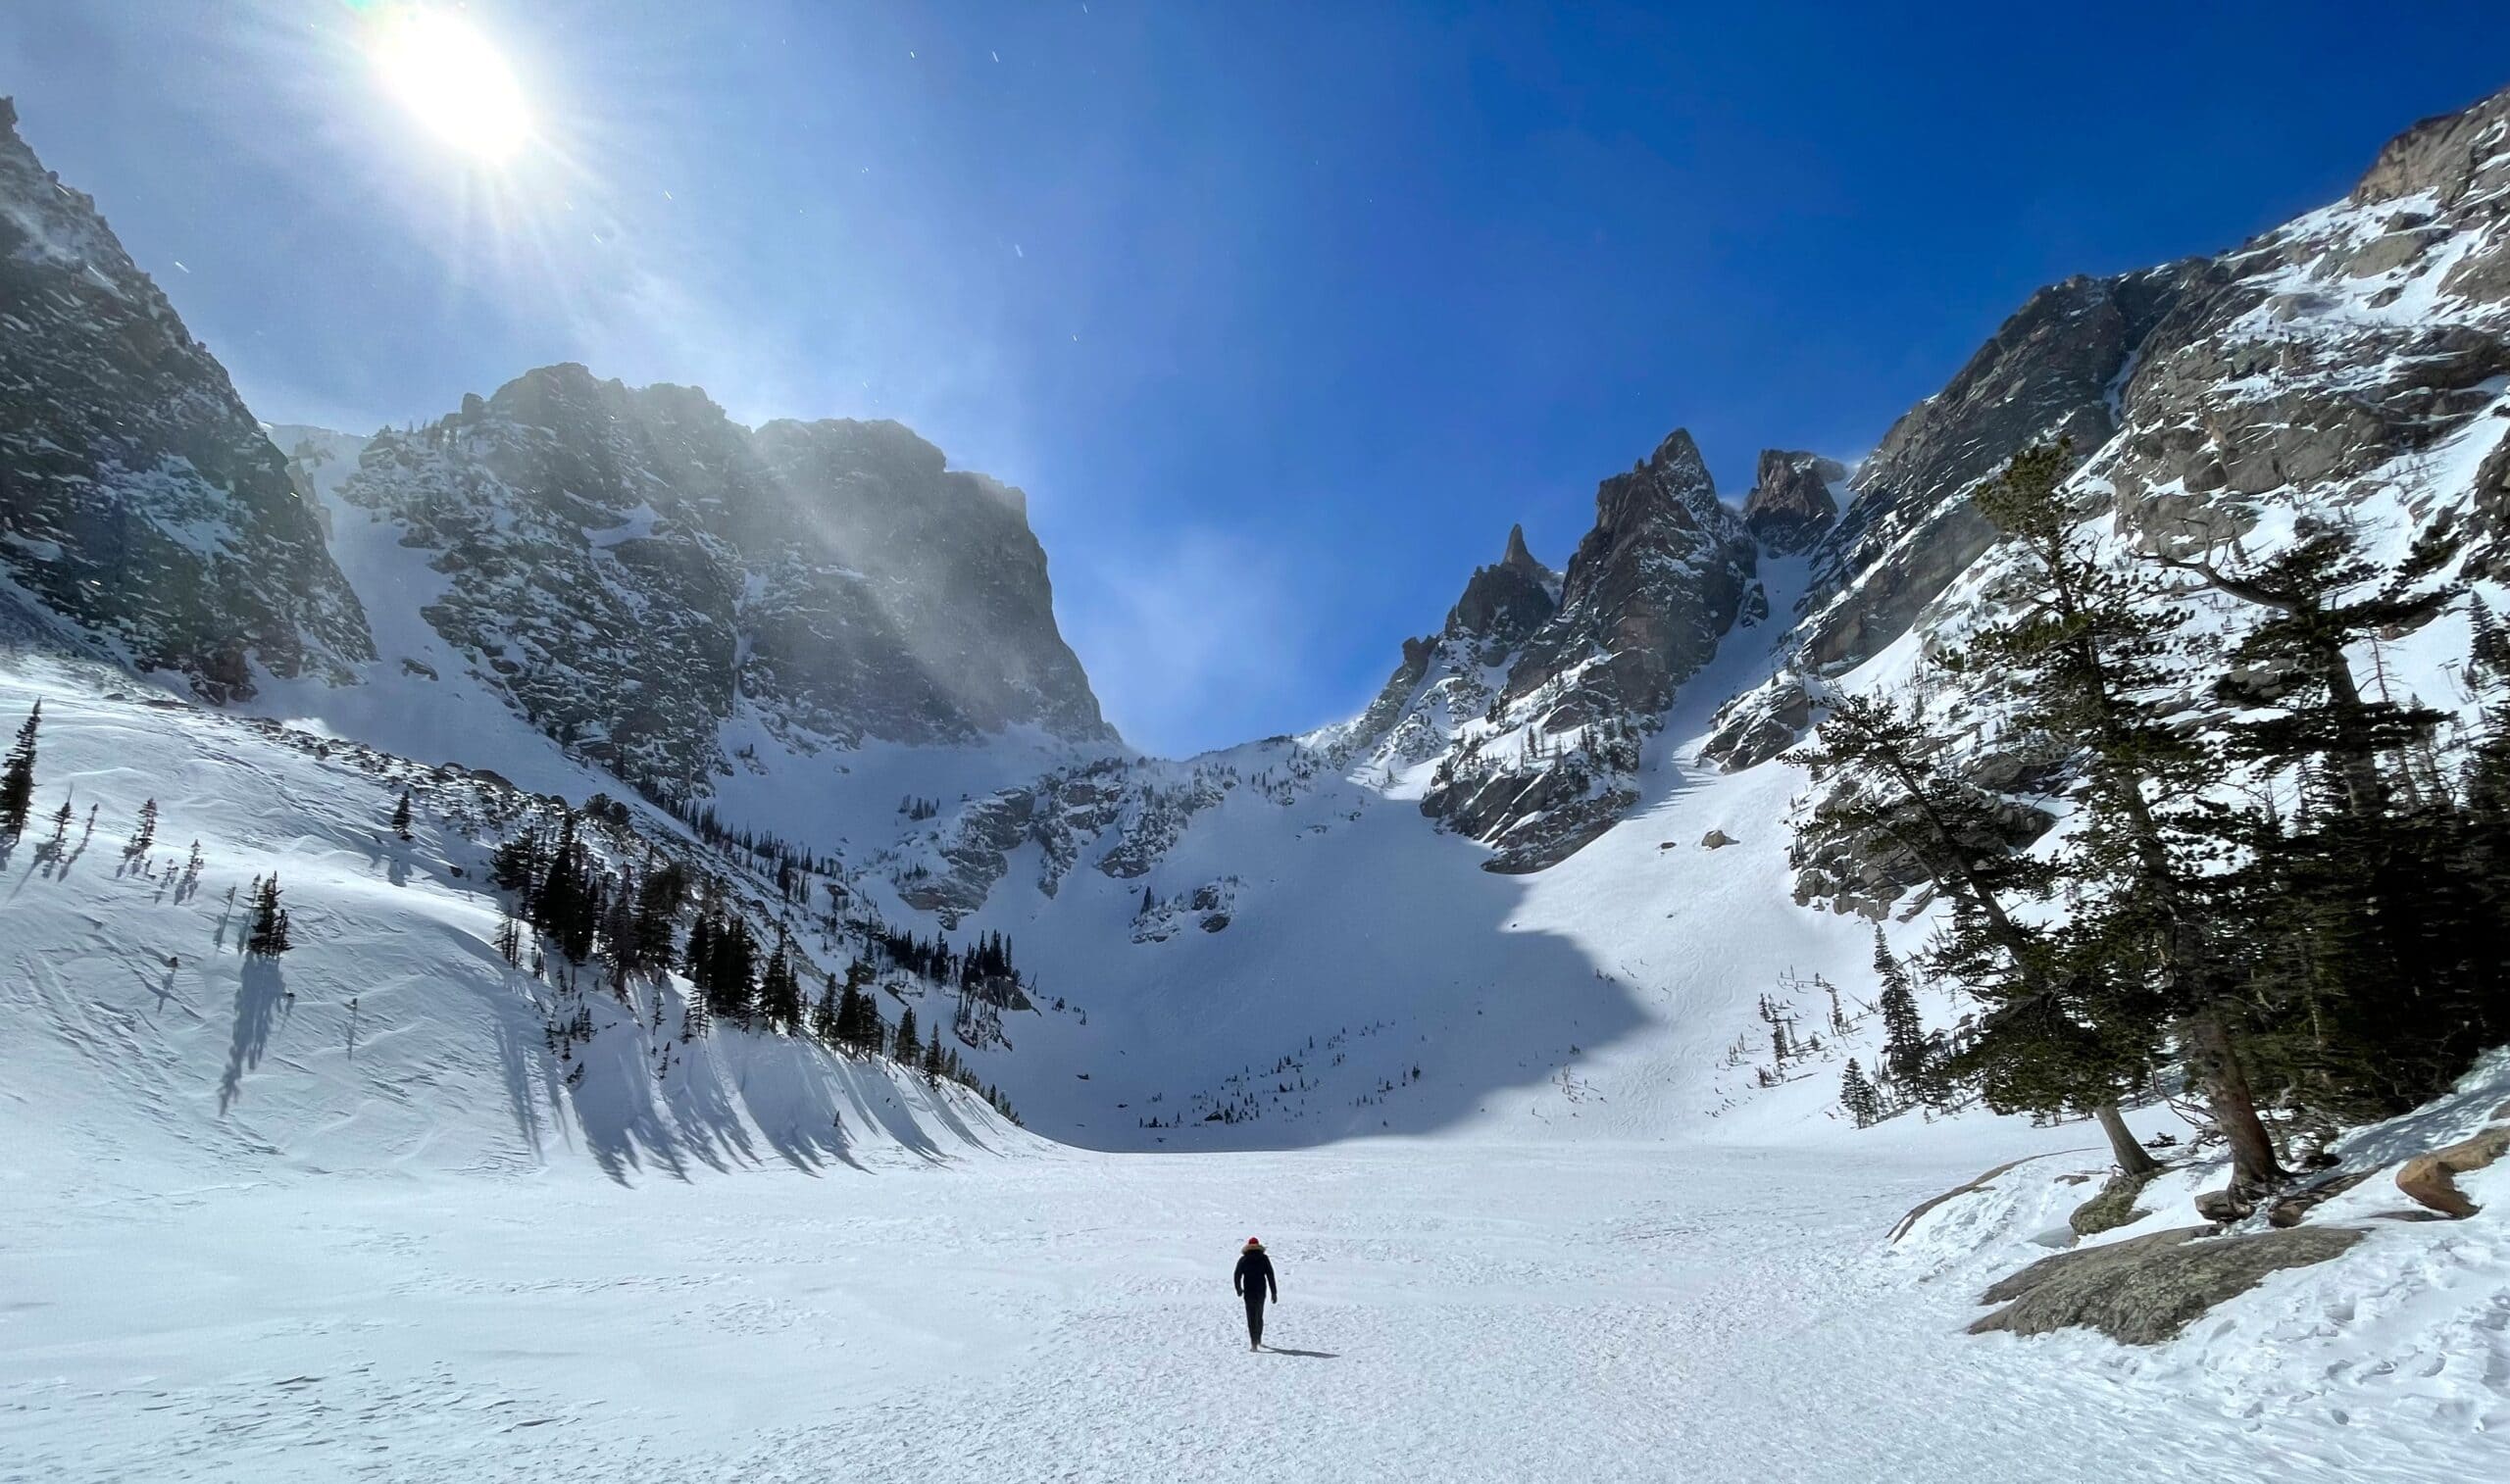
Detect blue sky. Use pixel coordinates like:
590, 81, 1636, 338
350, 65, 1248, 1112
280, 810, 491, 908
6, 3, 2509, 754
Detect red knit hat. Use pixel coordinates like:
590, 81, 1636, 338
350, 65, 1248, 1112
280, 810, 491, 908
1244, 1237, 1263, 1249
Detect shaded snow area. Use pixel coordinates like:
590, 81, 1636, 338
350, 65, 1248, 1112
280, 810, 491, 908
7, 657, 2507, 1481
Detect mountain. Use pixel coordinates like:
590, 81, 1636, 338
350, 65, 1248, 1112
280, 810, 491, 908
0, 99, 371, 699
6, 79, 2510, 1484
1333, 429, 1760, 871
1741, 450, 1846, 556
285, 366, 1113, 800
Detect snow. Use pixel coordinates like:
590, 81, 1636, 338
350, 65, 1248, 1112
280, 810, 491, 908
10, 124, 2510, 1476
12, 1118, 2507, 1480
16, 636, 2510, 1479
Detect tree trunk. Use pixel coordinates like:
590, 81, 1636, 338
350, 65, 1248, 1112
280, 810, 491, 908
2187, 1011, 2287, 1195
2094, 1101, 2163, 1178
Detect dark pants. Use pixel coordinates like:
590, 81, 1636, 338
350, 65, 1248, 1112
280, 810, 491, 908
1242, 1293, 1266, 1346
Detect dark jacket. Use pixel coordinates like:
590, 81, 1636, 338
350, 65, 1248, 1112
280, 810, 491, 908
1234, 1249, 1277, 1303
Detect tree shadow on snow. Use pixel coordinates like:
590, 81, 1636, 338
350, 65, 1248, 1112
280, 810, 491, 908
219, 958, 286, 1113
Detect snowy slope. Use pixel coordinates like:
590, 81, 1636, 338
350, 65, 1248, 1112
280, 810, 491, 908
0, 654, 1029, 1199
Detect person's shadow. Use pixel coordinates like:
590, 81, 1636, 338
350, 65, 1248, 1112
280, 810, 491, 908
1263, 1348, 1338, 1359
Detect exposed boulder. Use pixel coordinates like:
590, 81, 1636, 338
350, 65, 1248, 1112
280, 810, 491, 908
1969, 1225, 2365, 1345
1700, 828, 1737, 850
2394, 1124, 2510, 1218
2266, 1170, 2376, 1229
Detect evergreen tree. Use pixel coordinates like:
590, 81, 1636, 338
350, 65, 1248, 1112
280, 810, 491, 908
246, 876, 292, 957
757, 927, 805, 1033
704, 913, 758, 1025
1962, 441, 2279, 1194
0, 700, 35, 837
1791, 690, 2159, 1175
835, 962, 878, 1053
893, 1004, 920, 1064
924, 1023, 945, 1078
2161, 519, 2499, 1126
1873, 929, 1936, 1105
490, 829, 539, 894
812, 971, 842, 1043
391, 791, 414, 840
632, 863, 687, 975
124, 798, 158, 861
1839, 1059, 1882, 1128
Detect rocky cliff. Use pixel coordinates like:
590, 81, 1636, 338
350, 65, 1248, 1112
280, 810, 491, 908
326, 365, 1114, 796
1742, 450, 1846, 556
1337, 430, 1759, 871
0, 99, 371, 698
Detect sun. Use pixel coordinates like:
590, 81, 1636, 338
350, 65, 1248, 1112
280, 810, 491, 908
371, 8, 532, 163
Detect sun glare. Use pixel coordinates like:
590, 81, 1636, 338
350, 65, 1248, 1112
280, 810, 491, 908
372, 9, 531, 163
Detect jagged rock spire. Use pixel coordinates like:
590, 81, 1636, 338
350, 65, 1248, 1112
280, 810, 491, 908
1442, 524, 1559, 642
1743, 451, 1845, 556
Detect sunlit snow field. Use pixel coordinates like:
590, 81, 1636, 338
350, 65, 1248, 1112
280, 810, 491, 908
10, 1131, 2505, 1482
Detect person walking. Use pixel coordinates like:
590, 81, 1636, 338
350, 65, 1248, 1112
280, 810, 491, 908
1233, 1237, 1278, 1350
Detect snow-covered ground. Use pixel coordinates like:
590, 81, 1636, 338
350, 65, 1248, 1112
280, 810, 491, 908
9, 1127, 2505, 1482
8, 651, 2508, 1481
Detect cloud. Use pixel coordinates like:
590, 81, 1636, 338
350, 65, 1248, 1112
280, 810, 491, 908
1056, 527, 1319, 757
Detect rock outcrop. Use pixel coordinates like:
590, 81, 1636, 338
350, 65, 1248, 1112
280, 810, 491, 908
1447, 524, 1559, 644
1793, 264, 2196, 671
1790, 83, 2510, 680
1506, 430, 1758, 720
1969, 1224, 2365, 1345
0, 99, 372, 699
1421, 430, 1758, 871
1334, 431, 1762, 872
1741, 450, 1844, 555
329, 365, 1115, 794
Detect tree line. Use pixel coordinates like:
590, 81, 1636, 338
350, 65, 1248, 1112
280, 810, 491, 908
490, 806, 1018, 1119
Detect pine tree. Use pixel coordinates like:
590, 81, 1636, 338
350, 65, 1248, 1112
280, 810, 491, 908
490, 829, 538, 893
1963, 441, 2278, 1195
124, 798, 158, 861
893, 1004, 920, 1064
1839, 1060, 1882, 1128
246, 876, 292, 957
1873, 929, 1936, 1105
812, 972, 842, 1043
0, 701, 36, 838
633, 863, 687, 975
2160, 519, 2498, 1126
757, 927, 804, 1033
391, 790, 414, 840
1790, 689, 2158, 1175
834, 962, 878, 1053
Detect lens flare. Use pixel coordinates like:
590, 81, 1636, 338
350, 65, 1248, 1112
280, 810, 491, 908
372, 8, 531, 162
